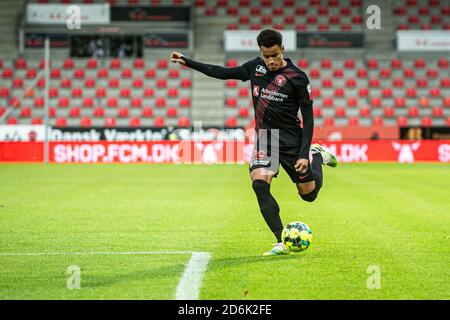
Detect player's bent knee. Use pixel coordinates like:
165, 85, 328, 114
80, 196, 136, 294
252, 179, 270, 194
299, 190, 318, 202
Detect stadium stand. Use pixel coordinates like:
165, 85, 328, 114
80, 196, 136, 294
0, 0, 449, 130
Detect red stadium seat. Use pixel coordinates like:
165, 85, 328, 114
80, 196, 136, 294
110, 59, 121, 69
107, 98, 118, 108
20, 107, 32, 118
341, 24, 352, 31
333, 69, 344, 78
370, 97, 382, 107
63, 58, 74, 69
426, 68, 438, 78
144, 88, 155, 97
296, 24, 307, 31
432, 107, 443, 117
13, 78, 23, 88
145, 69, 156, 78
84, 78, 96, 88
226, 97, 237, 107
121, 68, 133, 78
440, 78, 450, 87
406, 88, 417, 98
156, 79, 168, 88
0, 107, 6, 117
382, 88, 393, 98
367, 58, 379, 69
74, 69, 85, 79
334, 88, 345, 97
313, 107, 322, 117
120, 88, 131, 98
178, 117, 190, 127
227, 7, 239, 16
345, 78, 356, 88
132, 78, 143, 88
318, 24, 329, 31
296, 7, 306, 15
55, 117, 67, 127
392, 78, 404, 87
238, 107, 249, 118
395, 97, 406, 108
438, 58, 448, 69
50, 68, 61, 78
414, 59, 426, 68
379, 69, 391, 78
82, 97, 93, 108
118, 107, 129, 118
86, 59, 97, 69
58, 97, 69, 108
7, 117, 18, 125
383, 107, 395, 117
359, 107, 370, 117
167, 88, 179, 97
131, 97, 142, 108
348, 117, 359, 126
34, 97, 44, 108
104, 117, 116, 127
32, 117, 43, 125
80, 117, 92, 127
15, 58, 27, 69
129, 117, 141, 127
180, 78, 192, 88
179, 97, 191, 108
403, 69, 415, 78
311, 88, 321, 98
369, 78, 381, 88
391, 59, 402, 69
358, 88, 369, 97
357, 68, 368, 78
2, 68, 13, 78
322, 79, 333, 88
335, 107, 346, 117
225, 116, 237, 128
155, 97, 167, 108
347, 97, 358, 107
154, 117, 165, 127
168, 69, 180, 78
93, 107, 105, 117
430, 88, 443, 98
321, 59, 332, 69
372, 117, 384, 126
0, 87, 10, 97
322, 97, 334, 107
71, 88, 83, 98
421, 117, 432, 127
419, 96, 430, 107
48, 107, 56, 118
323, 117, 335, 126
309, 68, 320, 78
397, 117, 408, 126
444, 97, 450, 108
157, 59, 168, 69
408, 107, 419, 117
226, 80, 238, 88
142, 107, 154, 118
133, 59, 145, 69
96, 87, 106, 98
238, 88, 249, 97
284, 16, 295, 25
26, 68, 37, 79
166, 107, 178, 118
69, 107, 81, 118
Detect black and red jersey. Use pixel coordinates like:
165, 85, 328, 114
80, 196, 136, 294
181, 56, 314, 159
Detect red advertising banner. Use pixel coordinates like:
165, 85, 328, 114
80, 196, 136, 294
0, 141, 449, 163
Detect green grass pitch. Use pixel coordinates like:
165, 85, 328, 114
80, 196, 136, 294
0, 163, 449, 300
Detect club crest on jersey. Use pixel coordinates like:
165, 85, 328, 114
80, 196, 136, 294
275, 74, 287, 86
256, 65, 267, 74
253, 85, 260, 97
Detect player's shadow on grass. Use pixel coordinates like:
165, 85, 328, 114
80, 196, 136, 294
87, 254, 297, 288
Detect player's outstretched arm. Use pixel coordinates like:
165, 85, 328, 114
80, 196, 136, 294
169, 51, 249, 81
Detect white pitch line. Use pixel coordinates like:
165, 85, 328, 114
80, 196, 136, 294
175, 252, 212, 300
0, 250, 212, 300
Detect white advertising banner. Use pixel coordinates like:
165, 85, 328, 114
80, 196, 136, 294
0, 125, 46, 142
397, 30, 450, 51
224, 30, 297, 52
27, 4, 110, 25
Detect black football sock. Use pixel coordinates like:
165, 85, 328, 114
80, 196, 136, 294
300, 153, 323, 202
252, 179, 283, 243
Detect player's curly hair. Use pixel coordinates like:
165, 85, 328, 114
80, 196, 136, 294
257, 29, 283, 48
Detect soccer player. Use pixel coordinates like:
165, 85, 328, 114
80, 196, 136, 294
170, 29, 337, 256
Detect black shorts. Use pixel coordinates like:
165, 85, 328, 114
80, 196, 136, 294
249, 141, 313, 184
